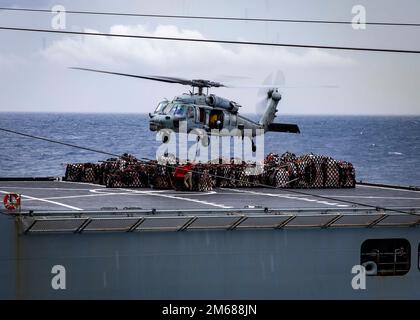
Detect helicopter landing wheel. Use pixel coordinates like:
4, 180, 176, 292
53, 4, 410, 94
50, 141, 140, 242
160, 129, 172, 144
197, 134, 210, 147
251, 138, 257, 152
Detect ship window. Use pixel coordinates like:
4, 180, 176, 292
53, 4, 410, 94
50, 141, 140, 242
361, 239, 410, 276
418, 243, 420, 270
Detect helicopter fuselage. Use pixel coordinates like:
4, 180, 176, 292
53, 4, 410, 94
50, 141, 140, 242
149, 93, 262, 138
70, 67, 300, 145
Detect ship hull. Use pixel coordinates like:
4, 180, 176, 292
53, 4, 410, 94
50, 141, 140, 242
1, 180, 419, 299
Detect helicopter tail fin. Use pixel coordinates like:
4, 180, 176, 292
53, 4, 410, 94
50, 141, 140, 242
267, 123, 300, 134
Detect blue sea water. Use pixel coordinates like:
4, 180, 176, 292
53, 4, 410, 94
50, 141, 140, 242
0, 112, 419, 186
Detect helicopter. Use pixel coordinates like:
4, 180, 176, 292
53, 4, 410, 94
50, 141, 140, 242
71, 67, 300, 152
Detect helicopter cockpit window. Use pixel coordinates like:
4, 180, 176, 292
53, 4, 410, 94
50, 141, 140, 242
170, 104, 187, 117
163, 103, 173, 114
155, 101, 169, 114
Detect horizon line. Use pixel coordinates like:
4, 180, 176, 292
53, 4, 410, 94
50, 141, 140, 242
0, 110, 419, 117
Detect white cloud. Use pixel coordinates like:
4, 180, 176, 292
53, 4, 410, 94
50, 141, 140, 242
41, 24, 355, 74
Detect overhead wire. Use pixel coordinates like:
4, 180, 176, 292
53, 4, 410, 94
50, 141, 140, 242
1, 7, 420, 27
0, 127, 121, 158
0, 26, 420, 54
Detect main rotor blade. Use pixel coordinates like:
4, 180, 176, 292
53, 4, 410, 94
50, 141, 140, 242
70, 67, 333, 89
230, 84, 338, 88
70, 67, 195, 86
70, 67, 227, 88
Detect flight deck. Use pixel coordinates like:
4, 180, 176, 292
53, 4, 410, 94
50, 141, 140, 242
1, 180, 420, 212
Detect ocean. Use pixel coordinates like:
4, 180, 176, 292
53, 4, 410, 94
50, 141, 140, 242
0, 112, 419, 186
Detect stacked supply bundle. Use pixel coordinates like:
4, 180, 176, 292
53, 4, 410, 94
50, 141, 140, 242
64, 163, 102, 184
218, 164, 236, 188
262, 152, 356, 189
191, 164, 213, 192
64, 152, 356, 191
149, 162, 173, 189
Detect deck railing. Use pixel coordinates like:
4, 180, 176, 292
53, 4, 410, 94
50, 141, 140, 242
10, 206, 420, 234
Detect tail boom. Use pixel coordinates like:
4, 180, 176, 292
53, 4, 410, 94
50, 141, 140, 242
257, 89, 300, 134
258, 90, 281, 129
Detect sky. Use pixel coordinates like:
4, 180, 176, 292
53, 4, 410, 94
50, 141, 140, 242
0, 0, 419, 115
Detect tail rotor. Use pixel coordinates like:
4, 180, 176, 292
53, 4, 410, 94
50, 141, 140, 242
255, 70, 285, 116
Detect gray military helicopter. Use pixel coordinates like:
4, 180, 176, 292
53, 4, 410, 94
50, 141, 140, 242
71, 67, 300, 152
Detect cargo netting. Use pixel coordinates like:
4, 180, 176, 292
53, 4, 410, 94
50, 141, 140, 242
64, 152, 355, 191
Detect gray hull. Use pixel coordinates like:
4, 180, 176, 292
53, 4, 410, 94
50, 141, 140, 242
1, 180, 420, 299
2, 221, 420, 299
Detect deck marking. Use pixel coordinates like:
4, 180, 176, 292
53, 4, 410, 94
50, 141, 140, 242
143, 191, 218, 196
59, 180, 106, 188
357, 184, 420, 193
0, 186, 102, 191
319, 195, 420, 200
225, 188, 349, 207
317, 201, 338, 206
120, 188, 233, 209
212, 191, 420, 200
31, 190, 217, 201
24, 192, 124, 201
89, 188, 216, 196
0, 190, 83, 211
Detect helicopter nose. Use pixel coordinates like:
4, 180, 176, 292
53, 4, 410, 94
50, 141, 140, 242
149, 116, 162, 131
149, 115, 170, 131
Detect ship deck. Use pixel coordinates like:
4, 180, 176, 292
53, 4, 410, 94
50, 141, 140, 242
0, 179, 419, 212
2, 179, 420, 232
